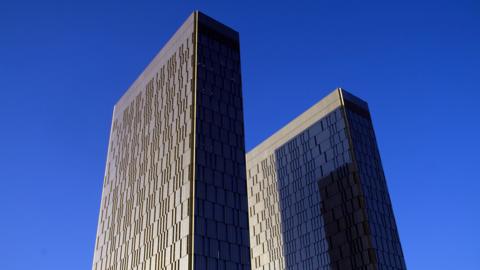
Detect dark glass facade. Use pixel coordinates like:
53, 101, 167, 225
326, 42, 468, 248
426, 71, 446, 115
92, 12, 251, 270
194, 13, 251, 270
247, 89, 406, 270
93, 10, 403, 270
274, 107, 349, 269
341, 92, 405, 269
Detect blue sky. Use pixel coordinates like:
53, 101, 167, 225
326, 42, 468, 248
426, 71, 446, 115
0, 0, 479, 269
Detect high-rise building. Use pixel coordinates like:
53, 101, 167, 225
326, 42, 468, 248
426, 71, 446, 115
92, 12, 251, 270
247, 89, 406, 270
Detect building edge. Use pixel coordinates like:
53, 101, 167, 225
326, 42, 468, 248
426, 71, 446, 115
91, 105, 117, 269
188, 10, 198, 270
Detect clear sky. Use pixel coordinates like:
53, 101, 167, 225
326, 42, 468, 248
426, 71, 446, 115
0, 0, 479, 269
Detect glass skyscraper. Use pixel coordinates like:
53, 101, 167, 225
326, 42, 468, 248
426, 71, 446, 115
92, 11, 250, 270
247, 89, 406, 270
93, 11, 406, 270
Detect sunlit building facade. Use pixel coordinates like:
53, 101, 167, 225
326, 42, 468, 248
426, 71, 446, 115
92, 12, 250, 270
246, 89, 406, 270
92, 10, 406, 270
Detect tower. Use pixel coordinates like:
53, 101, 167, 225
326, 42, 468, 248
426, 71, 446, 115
247, 89, 406, 269
92, 12, 250, 270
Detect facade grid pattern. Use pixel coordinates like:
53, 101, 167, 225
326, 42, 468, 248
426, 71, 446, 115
193, 18, 251, 270
246, 89, 406, 270
92, 26, 195, 270
92, 12, 251, 270
343, 97, 406, 269
92, 11, 406, 270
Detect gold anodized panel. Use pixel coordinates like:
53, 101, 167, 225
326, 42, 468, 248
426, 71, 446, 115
92, 14, 196, 270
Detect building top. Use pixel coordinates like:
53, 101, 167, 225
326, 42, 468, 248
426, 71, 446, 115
114, 11, 238, 114
197, 11, 239, 41
114, 12, 195, 113
246, 88, 368, 166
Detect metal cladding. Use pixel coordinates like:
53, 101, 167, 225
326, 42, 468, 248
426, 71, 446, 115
92, 11, 406, 270
92, 12, 250, 270
246, 89, 406, 270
